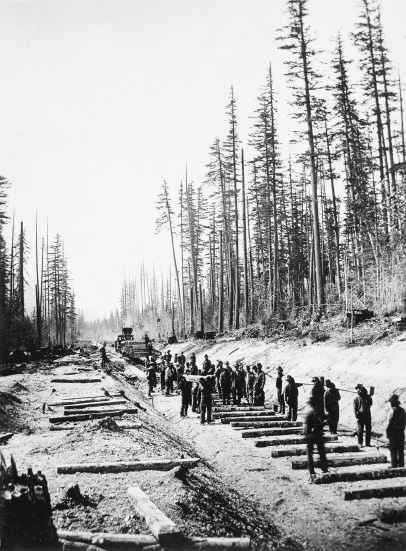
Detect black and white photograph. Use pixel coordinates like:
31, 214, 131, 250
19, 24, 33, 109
0, 0, 406, 549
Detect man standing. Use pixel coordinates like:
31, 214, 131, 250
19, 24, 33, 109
199, 376, 213, 424
285, 375, 302, 421
220, 363, 232, 405
254, 363, 266, 406
165, 363, 173, 396
324, 380, 341, 434
310, 377, 325, 420
246, 366, 256, 405
353, 384, 373, 447
178, 369, 193, 417
304, 397, 329, 476
202, 354, 212, 374
190, 353, 198, 375
100, 342, 109, 369
386, 394, 406, 468
276, 367, 285, 414
146, 363, 157, 397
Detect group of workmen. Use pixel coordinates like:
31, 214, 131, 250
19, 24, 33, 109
146, 351, 266, 424
145, 351, 405, 473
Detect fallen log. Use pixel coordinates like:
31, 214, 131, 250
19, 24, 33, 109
64, 399, 127, 410
57, 458, 200, 474
271, 444, 360, 458
49, 411, 126, 423
292, 453, 387, 470
127, 485, 182, 544
377, 505, 406, 524
49, 425, 75, 431
50, 378, 102, 383
63, 408, 138, 416
57, 531, 250, 550
342, 482, 406, 501
47, 397, 111, 406
255, 435, 338, 447
59, 538, 106, 551
242, 427, 302, 438
231, 421, 302, 429
313, 466, 406, 484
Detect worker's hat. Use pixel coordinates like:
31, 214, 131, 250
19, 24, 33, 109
355, 384, 363, 390
389, 394, 400, 405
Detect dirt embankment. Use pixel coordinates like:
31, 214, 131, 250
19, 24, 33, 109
163, 337, 406, 435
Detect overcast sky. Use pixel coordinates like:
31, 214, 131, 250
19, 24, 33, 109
1, 0, 405, 320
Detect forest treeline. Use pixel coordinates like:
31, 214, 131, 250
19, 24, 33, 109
0, 179, 77, 362
121, 0, 406, 340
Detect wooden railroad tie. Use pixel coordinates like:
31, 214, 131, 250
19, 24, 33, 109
56, 458, 200, 474
241, 427, 303, 438
292, 453, 387, 470
342, 481, 406, 501
63, 408, 138, 416
220, 415, 286, 424
255, 435, 338, 447
49, 410, 137, 423
313, 466, 406, 484
214, 410, 276, 420
50, 378, 102, 383
64, 399, 127, 409
231, 420, 302, 429
271, 444, 360, 458
213, 406, 267, 412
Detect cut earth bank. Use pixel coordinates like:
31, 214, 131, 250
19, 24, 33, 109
161, 337, 406, 435
147, 337, 406, 551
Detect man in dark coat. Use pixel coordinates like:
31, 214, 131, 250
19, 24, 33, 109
178, 369, 193, 417
386, 394, 406, 468
254, 363, 266, 406
199, 376, 213, 424
285, 375, 303, 421
160, 361, 167, 393
276, 367, 285, 414
220, 363, 232, 405
215, 361, 224, 399
202, 354, 212, 374
178, 351, 186, 367
190, 353, 198, 375
146, 361, 157, 397
100, 343, 109, 368
304, 397, 329, 476
324, 380, 341, 434
246, 366, 256, 405
353, 384, 373, 447
310, 377, 325, 420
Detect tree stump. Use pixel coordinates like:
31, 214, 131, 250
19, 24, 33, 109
0, 452, 60, 550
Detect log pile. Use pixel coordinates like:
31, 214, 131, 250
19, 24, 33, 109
0, 452, 59, 550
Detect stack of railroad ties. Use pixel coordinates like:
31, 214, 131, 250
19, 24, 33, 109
209, 383, 406, 505
42, 365, 251, 551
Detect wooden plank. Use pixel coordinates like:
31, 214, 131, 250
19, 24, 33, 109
57, 458, 200, 474
127, 485, 181, 544
63, 408, 138, 416
64, 399, 127, 410
0, 433, 14, 444
49, 412, 125, 423
213, 406, 266, 412
313, 467, 406, 485
50, 378, 102, 383
377, 505, 406, 524
271, 444, 360, 458
255, 435, 338, 447
292, 453, 387, 470
231, 420, 302, 429
242, 427, 302, 438
342, 482, 406, 501
47, 396, 110, 406
221, 415, 285, 424
214, 410, 276, 420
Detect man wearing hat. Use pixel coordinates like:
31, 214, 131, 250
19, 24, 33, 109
386, 395, 406, 468
353, 384, 373, 447
199, 375, 213, 424
254, 363, 266, 406
276, 367, 285, 414
220, 362, 232, 405
284, 375, 303, 421
324, 380, 341, 434
304, 397, 329, 476
310, 377, 325, 420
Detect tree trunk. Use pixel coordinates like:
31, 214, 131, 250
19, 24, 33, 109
218, 230, 224, 334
